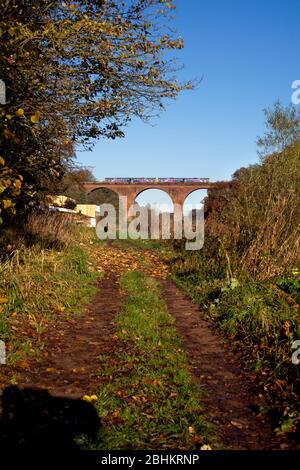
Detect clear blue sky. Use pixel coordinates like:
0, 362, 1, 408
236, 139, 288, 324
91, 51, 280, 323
78, 0, 300, 208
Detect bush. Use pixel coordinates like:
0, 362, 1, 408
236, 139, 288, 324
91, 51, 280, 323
64, 198, 77, 210
204, 142, 300, 279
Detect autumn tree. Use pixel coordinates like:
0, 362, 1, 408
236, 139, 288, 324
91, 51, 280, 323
46, 166, 94, 203
0, 0, 192, 223
204, 105, 300, 279
53, 166, 120, 210
0, 0, 74, 223
256, 101, 300, 158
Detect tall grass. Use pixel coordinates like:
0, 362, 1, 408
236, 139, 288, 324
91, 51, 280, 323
168, 142, 300, 435
204, 143, 300, 279
0, 215, 99, 369
0, 210, 76, 255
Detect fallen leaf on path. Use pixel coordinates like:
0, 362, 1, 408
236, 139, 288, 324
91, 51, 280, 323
82, 394, 98, 402
200, 445, 212, 450
46, 367, 58, 373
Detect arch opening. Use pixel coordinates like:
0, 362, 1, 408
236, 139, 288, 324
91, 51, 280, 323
183, 189, 207, 215
87, 187, 120, 209
135, 189, 174, 214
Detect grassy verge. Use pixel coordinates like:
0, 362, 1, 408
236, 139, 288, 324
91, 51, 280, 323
88, 271, 214, 450
171, 250, 300, 435
0, 220, 100, 375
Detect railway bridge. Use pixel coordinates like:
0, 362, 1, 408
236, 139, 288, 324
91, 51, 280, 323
83, 179, 220, 212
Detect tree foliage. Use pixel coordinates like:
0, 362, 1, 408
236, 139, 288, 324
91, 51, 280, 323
53, 166, 120, 210
256, 101, 300, 158
0, 0, 191, 223
204, 103, 300, 279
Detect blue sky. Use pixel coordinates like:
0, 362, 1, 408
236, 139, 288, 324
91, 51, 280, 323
78, 0, 300, 208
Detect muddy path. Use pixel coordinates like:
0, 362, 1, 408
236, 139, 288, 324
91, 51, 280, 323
160, 278, 296, 450
2, 243, 298, 449
11, 274, 124, 399
1, 244, 170, 403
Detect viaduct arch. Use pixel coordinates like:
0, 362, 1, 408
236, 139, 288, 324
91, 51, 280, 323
83, 180, 220, 212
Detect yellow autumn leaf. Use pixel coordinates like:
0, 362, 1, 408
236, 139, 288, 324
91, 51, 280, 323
30, 111, 41, 123
15, 108, 25, 117
0, 156, 5, 166
3, 199, 13, 209
46, 367, 58, 373
14, 180, 22, 190
200, 444, 212, 450
0, 297, 8, 304
82, 395, 91, 402
82, 394, 98, 402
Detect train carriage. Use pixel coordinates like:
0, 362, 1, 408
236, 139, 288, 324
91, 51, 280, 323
104, 177, 210, 184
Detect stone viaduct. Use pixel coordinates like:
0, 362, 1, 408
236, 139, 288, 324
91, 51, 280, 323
83, 180, 219, 212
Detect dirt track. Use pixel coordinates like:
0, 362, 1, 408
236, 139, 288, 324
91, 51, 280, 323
12, 274, 123, 399
3, 245, 298, 449
160, 279, 295, 450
